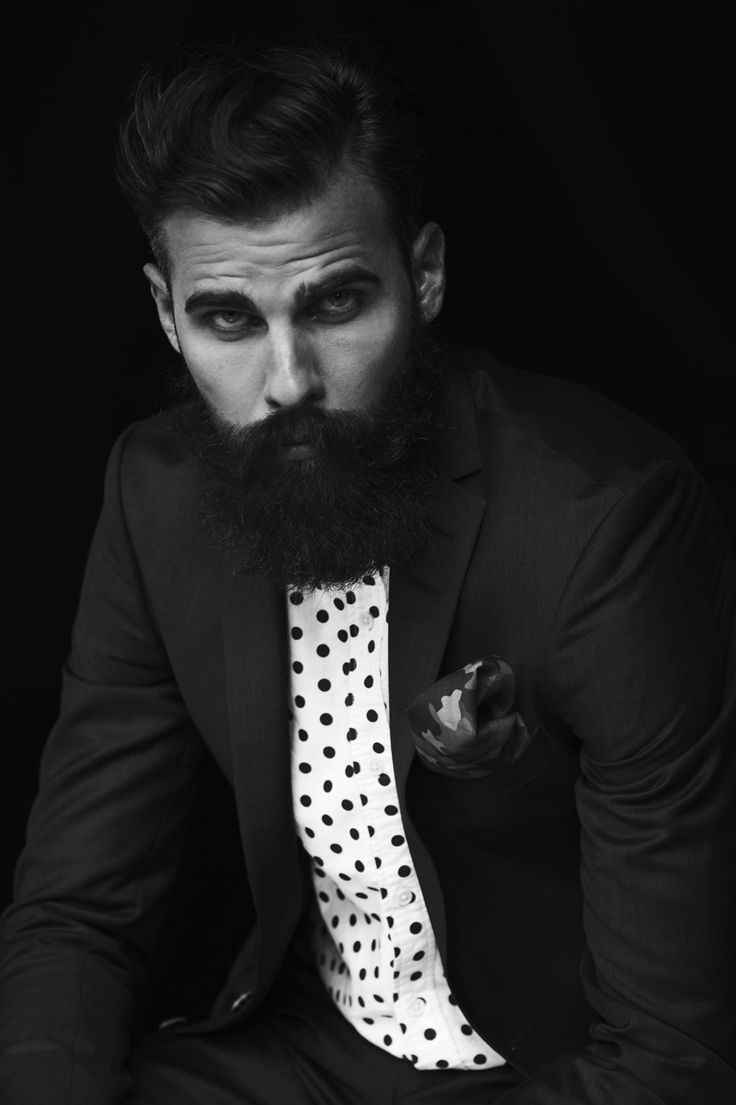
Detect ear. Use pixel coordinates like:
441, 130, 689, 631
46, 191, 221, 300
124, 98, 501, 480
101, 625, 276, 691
411, 222, 446, 323
143, 262, 181, 353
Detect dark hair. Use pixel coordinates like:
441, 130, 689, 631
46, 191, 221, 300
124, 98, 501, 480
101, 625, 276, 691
115, 40, 427, 280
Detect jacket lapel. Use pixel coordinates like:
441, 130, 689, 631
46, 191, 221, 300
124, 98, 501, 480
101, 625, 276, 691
388, 479, 486, 783
389, 359, 485, 785
388, 362, 486, 958
222, 572, 305, 989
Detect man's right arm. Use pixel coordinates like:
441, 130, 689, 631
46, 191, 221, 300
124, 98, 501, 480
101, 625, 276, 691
0, 428, 205, 1104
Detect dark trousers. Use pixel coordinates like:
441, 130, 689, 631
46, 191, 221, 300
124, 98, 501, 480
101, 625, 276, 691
126, 957, 524, 1104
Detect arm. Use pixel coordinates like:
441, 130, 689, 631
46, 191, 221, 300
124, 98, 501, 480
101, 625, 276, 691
503, 460, 736, 1103
0, 429, 205, 1104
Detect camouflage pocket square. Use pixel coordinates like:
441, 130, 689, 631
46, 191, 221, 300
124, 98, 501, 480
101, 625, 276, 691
406, 658, 531, 778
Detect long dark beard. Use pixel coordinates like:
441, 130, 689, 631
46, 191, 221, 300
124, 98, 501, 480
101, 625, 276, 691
165, 323, 446, 591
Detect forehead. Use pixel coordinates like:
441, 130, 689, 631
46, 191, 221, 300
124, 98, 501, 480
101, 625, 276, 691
163, 170, 402, 299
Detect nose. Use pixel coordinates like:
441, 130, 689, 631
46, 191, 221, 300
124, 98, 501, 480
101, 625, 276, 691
263, 328, 324, 411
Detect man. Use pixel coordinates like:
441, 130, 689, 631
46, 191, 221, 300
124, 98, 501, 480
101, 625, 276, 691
1, 40, 734, 1105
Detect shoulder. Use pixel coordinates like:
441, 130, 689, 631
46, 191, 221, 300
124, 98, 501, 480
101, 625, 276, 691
113, 413, 193, 471
447, 345, 690, 495
107, 413, 195, 484
101, 414, 202, 535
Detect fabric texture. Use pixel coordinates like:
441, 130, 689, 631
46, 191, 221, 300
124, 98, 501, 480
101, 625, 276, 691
287, 574, 502, 1070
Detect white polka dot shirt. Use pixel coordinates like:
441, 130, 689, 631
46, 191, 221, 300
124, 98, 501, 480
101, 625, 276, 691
287, 572, 504, 1071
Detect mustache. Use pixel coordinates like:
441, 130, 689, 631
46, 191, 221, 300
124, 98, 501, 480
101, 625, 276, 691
219, 403, 423, 471
179, 403, 388, 486
173, 363, 443, 483
221, 405, 380, 456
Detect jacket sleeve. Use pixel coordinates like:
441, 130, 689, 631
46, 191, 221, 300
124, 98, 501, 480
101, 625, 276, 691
502, 460, 736, 1103
0, 429, 206, 1105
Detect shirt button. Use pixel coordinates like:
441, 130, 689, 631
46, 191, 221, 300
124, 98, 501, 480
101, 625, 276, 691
398, 889, 413, 906
369, 761, 382, 775
230, 991, 251, 1012
359, 612, 373, 628
409, 997, 427, 1016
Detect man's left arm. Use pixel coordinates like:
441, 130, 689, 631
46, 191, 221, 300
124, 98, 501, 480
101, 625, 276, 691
503, 458, 736, 1103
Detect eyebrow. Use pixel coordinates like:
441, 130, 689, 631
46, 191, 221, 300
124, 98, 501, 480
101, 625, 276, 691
183, 265, 381, 315
294, 266, 380, 307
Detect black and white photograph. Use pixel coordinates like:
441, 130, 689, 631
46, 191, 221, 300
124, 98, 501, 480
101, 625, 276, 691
3, 2, 735, 1102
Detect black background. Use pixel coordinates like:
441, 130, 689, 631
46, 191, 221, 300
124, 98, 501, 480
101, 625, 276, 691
5, 0, 735, 1016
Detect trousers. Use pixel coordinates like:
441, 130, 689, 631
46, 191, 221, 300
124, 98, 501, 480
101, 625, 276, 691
125, 956, 524, 1104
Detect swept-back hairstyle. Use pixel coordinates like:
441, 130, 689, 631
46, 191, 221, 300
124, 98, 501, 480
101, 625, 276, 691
115, 40, 427, 279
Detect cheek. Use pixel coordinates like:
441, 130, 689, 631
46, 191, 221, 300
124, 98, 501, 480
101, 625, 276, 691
328, 306, 411, 405
178, 336, 262, 421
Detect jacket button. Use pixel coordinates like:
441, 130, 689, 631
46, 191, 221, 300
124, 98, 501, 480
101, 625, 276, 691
230, 991, 252, 1012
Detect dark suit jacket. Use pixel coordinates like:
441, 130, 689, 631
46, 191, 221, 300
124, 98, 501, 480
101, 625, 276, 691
1, 347, 735, 1104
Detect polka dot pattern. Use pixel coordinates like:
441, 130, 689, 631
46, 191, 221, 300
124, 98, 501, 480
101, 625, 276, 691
287, 573, 503, 1072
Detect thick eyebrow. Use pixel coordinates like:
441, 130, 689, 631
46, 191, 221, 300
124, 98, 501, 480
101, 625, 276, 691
184, 289, 257, 315
183, 265, 381, 316
294, 265, 381, 307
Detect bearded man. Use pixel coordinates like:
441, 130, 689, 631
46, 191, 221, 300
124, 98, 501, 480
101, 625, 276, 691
1, 41, 734, 1105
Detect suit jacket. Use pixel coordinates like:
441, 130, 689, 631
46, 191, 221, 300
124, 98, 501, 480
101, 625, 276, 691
1, 347, 735, 1104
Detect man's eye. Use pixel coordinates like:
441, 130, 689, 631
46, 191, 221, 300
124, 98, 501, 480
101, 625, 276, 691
206, 311, 260, 335
312, 289, 360, 319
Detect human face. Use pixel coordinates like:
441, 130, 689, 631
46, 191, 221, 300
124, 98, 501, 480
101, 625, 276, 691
145, 170, 445, 430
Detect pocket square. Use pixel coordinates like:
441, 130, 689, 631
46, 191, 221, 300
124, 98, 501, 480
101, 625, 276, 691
406, 658, 531, 778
